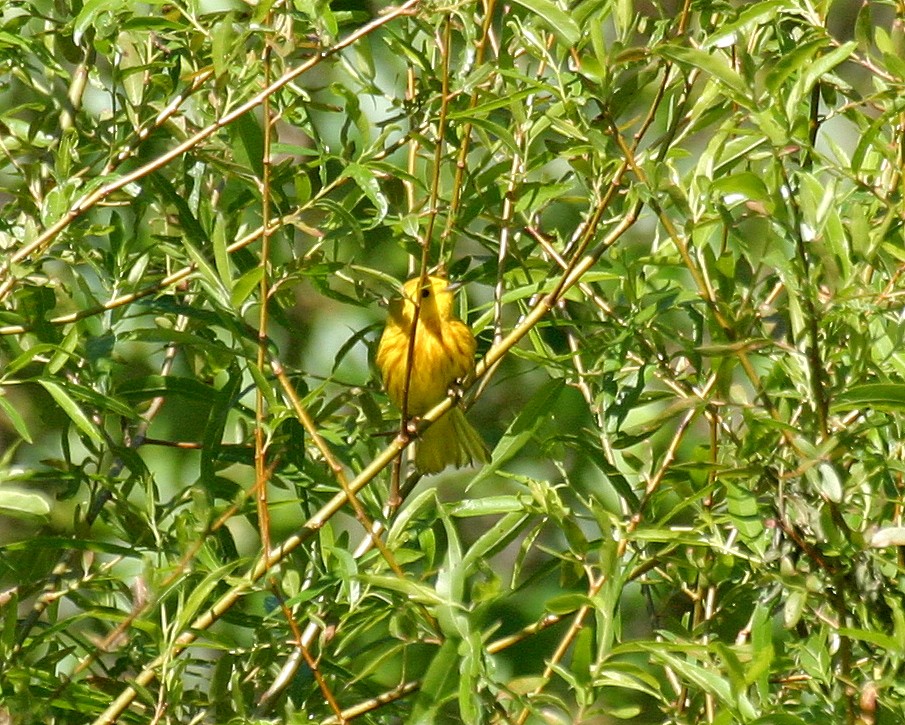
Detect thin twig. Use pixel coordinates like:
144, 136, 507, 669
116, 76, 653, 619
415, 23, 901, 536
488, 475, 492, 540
391, 15, 453, 510
257, 10, 276, 564
273, 361, 408, 580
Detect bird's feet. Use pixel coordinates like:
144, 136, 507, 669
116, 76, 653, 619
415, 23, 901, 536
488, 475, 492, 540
404, 417, 421, 438
448, 379, 467, 402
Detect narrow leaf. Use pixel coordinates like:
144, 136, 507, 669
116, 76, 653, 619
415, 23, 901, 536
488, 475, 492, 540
508, 0, 581, 46
468, 378, 565, 487
832, 383, 905, 412
37, 380, 105, 446
0, 395, 33, 443
0, 489, 50, 519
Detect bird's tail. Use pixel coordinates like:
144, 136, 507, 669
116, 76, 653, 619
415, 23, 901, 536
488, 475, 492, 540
415, 408, 489, 474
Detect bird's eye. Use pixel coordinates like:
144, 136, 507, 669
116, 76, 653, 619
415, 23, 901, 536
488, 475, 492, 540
421, 288, 430, 298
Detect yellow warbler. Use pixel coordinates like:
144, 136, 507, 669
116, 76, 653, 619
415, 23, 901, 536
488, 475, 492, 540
376, 275, 489, 473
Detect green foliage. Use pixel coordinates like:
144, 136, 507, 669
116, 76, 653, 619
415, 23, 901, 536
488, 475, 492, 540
1, 0, 905, 723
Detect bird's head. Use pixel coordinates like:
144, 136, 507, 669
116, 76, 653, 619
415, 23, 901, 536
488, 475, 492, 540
394, 275, 456, 332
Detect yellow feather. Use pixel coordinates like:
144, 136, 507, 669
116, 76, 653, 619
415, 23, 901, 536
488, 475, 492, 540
376, 275, 489, 473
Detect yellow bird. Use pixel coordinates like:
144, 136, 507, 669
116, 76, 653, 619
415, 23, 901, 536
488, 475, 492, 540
376, 275, 489, 473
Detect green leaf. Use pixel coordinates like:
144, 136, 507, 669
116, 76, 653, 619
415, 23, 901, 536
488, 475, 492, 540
703, 1, 785, 50
37, 380, 105, 446
646, 649, 733, 705
784, 589, 806, 629
807, 461, 842, 503
750, 602, 774, 699
212, 215, 233, 294
73, 0, 127, 44
798, 41, 857, 99
656, 44, 749, 99
409, 639, 459, 722
764, 37, 822, 93
356, 574, 445, 605
116, 375, 221, 402
836, 627, 899, 652
457, 631, 484, 723
2, 536, 139, 557
200, 364, 241, 488
592, 661, 662, 699
231, 266, 264, 307
456, 114, 521, 156
211, 14, 236, 79
460, 511, 530, 571
468, 378, 565, 488
725, 481, 764, 543
785, 41, 857, 125
48, 379, 137, 419
147, 172, 209, 248
0, 31, 31, 53
436, 502, 465, 621
183, 239, 230, 305
1, 343, 58, 378
230, 110, 264, 179
832, 383, 905, 412
710, 173, 770, 206
508, 0, 581, 46
0, 489, 50, 519
447, 87, 541, 120
619, 396, 703, 438
175, 563, 242, 633
0, 395, 33, 443
341, 162, 388, 223
450, 495, 524, 517
545, 593, 590, 614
